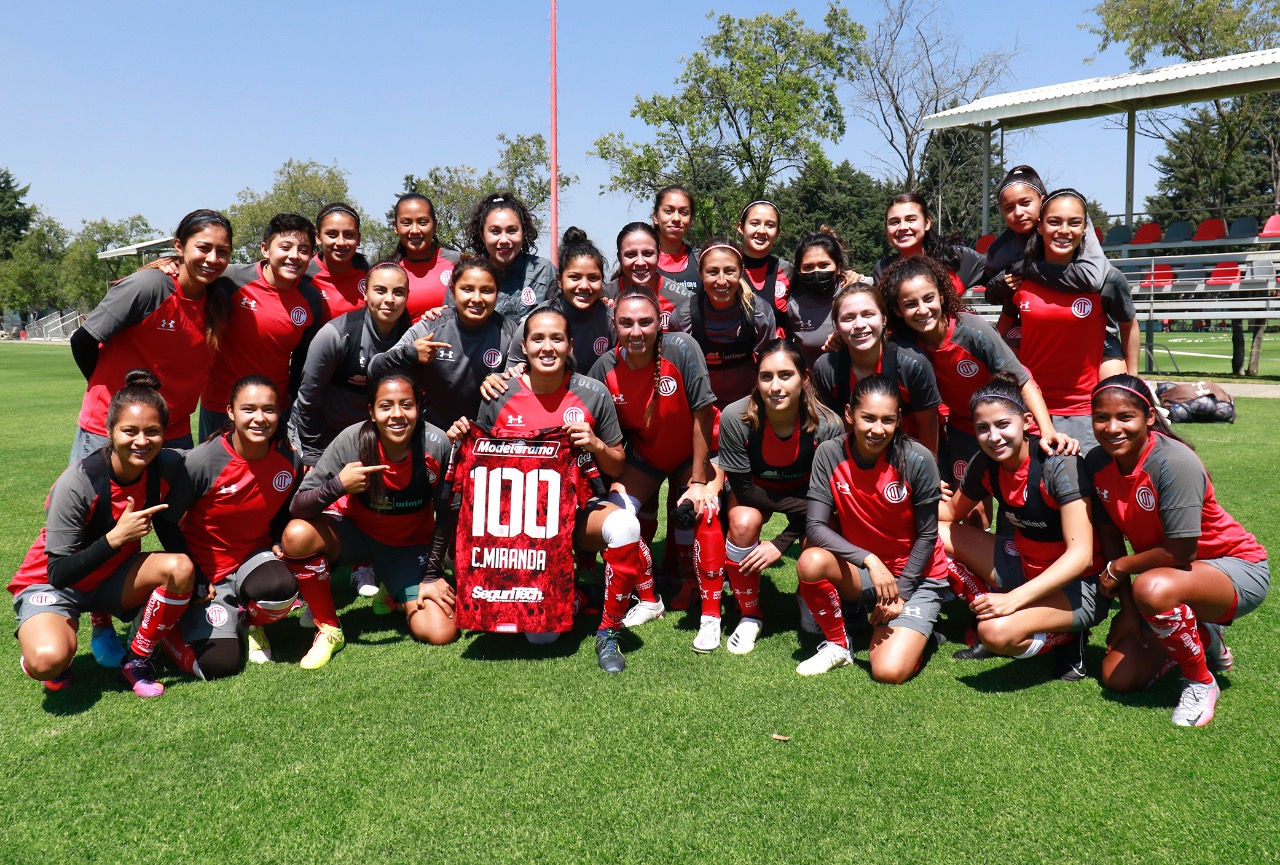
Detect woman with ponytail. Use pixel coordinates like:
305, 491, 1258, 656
777, 228, 858, 368
1087, 375, 1268, 727
12, 370, 195, 698
540, 227, 615, 370
873, 193, 984, 293
392, 193, 460, 320
938, 372, 1104, 681
717, 339, 843, 654
795, 374, 949, 681
280, 373, 453, 669
309, 202, 370, 320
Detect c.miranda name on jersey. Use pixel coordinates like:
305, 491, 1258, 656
469, 546, 549, 571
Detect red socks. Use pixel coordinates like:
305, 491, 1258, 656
159, 631, 201, 678
130, 585, 192, 658
726, 559, 761, 618
1144, 604, 1212, 684
90, 612, 114, 630
695, 516, 726, 618
245, 596, 297, 627
601, 540, 653, 630
945, 557, 988, 604
286, 553, 340, 630
797, 579, 848, 649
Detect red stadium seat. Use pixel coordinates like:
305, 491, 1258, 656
1261, 214, 1280, 238
1192, 218, 1227, 241
1205, 261, 1241, 286
1094, 226, 1104, 243
975, 233, 996, 254
1131, 222, 1162, 244
1140, 264, 1175, 288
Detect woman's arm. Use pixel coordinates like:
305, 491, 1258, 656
975, 498, 1094, 618
69, 328, 100, 381
1020, 378, 1077, 456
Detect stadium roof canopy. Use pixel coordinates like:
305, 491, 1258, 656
922, 48, 1280, 230
97, 237, 176, 260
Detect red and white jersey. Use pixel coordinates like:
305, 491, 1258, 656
401, 246, 460, 320
1086, 433, 1266, 563
587, 332, 717, 473
11, 450, 186, 595
178, 435, 301, 582
77, 269, 213, 438
477, 374, 623, 448
1013, 279, 1104, 416
808, 436, 947, 579
202, 263, 322, 411
310, 258, 366, 321
658, 244, 701, 293
449, 425, 603, 633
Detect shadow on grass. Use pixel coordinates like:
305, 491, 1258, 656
458, 618, 646, 662
1097, 670, 1233, 710
40, 658, 106, 715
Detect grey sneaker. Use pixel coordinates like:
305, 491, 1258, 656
595, 628, 625, 673
1171, 676, 1220, 727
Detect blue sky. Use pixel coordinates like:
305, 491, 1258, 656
0, 1, 1165, 253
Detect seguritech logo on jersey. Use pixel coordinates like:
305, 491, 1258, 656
272, 471, 293, 492
472, 585, 545, 603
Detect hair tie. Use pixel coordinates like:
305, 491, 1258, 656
972, 392, 1026, 411
1042, 188, 1086, 207
998, 176, 1045, 197
1097, 383, 1153, 408
700, 242, 743, 261
321, 203, 359, 221
738, 199, 780, 224
179, 212, 230, 234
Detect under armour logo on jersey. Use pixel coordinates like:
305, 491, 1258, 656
611, 393, 626, 405
1097, 487, 1110, 502
156, 318, 177, 332
1136, 486, 1156, 511
1071, 298, 1093, 318
506, 414, 524, 427
1018, 300, 1030, 312
834, 480, 852, 495
290, 306, 308, 326
240, 298, 258, 310
218, 484, 238, 495
903, 605, 923, 619
436, 348, 455, 361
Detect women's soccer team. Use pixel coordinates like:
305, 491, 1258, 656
11, 169, 1268, 728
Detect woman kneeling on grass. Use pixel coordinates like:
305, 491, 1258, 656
280, 372, 453, 669
938, 372, 1105, 682
11, 371, 195, 698
165, 375, 302, 679
795, 374, 948, 681
1088, 375, 1269, 727
447, 306, 654, 671
716, 338, 843, 654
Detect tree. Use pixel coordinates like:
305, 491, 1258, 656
849, 0, 1015, 190
59, 215, 159, 309
591, 6, 864, 239
0, 168, 35, 261
915, 122, 1004, 242
1088, 0, 1280, 375
397, 133, 576, 254
0, 211, 69, 316
770, 155, 895, 273
227, 160, 363, 262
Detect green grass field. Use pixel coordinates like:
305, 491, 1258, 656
1, 342, 1278, 865
1146, 330, 1280, 380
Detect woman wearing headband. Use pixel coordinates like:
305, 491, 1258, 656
1088, 375, 1268, 727
309, 202, 369, 320
938, 372, 1104, 681
737, 200, 792, 304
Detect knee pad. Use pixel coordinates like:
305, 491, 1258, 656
601, 508, 641, 548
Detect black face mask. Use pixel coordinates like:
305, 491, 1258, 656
793, 269, 837, 295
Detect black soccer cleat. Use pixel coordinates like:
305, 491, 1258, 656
596, 628, 626, 674
1051, 631, 1088, 682
953, 643, 994, 660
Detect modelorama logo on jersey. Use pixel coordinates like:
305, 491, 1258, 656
474, 438, 561, 459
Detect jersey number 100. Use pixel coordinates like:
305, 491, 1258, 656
469, 466, 562, 539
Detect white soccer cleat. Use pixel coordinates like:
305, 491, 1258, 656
692, 616, 722, 653
351, 564, 379, 598
797, 596, 820, 635
796, 640, 852, 676
726, 617, 763, 655
621, 599, 665, 628
1172, 676, 1220, 727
